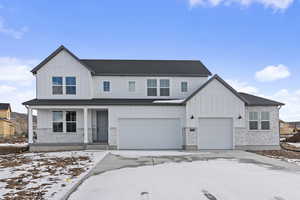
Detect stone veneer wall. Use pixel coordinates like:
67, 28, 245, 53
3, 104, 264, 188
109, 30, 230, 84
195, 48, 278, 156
234, 106, 280, 148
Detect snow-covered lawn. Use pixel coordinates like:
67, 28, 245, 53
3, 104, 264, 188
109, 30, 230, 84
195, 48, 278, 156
0, 150, 106, 199
70, 158, 300, 200
0, 143, 28, 147
288, 143, 300, 148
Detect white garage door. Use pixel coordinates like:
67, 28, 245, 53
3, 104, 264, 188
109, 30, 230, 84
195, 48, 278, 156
198, 118, 233, 149
119, 118, 182, 149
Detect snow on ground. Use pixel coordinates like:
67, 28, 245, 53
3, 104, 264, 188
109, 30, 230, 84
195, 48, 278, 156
70, 158, 300, 200
0, 143, 28, 147
109, 150, 206, 158
288, 143, 300, 148
0, 150, 107, 199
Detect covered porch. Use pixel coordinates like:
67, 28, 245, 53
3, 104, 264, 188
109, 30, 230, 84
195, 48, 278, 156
27, 106, 117, 151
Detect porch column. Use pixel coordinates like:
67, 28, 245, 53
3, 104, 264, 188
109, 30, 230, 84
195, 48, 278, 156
84, 107, 88, 144
28, 107, 33, 144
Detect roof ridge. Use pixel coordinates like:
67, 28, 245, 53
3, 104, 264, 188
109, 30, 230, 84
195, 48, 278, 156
80, 59, 201, 62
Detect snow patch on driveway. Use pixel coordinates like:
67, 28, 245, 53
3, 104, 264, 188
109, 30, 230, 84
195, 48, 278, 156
69, 158, 300, 200
109, 150, 207, 158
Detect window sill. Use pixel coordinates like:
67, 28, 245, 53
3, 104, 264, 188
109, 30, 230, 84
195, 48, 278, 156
248, 129, 272, 132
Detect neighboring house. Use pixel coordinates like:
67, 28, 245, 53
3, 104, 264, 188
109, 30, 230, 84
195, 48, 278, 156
279, 120, 297, 135
23, 45, 284, 151
0, 103, 15, 137
10, 112, 37, 136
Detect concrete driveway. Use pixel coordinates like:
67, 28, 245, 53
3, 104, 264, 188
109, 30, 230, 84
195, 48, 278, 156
69, 150, 300, 200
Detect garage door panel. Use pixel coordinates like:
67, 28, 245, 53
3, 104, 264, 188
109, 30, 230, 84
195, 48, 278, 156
198, 118, 233, 149
119, 118, 182, 149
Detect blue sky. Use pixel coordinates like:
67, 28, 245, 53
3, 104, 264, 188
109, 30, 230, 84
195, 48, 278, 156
0, 0, 299, 120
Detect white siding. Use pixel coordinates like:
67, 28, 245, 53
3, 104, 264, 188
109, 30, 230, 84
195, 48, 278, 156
92, 76, 207, 99
36, 50, 93, 99
186, 79, 245, 128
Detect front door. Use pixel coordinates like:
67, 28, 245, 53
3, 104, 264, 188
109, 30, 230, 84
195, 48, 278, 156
94, 110, 108, 143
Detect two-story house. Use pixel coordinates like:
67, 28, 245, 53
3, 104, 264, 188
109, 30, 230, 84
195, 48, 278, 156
23, 46, 284, 151
0, 103, 15, 137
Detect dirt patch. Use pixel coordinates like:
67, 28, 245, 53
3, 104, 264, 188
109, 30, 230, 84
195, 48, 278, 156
0, 135, 27, 144
253, 149, 300, 160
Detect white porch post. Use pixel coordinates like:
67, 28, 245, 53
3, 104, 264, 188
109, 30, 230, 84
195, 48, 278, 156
84, 107, 88, 144
28, 107, 33, 144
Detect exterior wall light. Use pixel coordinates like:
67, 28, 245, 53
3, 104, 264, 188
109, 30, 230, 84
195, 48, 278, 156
238, 115, 242, 119
190, 115, 194, 119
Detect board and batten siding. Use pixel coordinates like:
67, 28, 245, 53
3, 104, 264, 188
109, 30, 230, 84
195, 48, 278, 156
36, 50, 93, 99
36, 109, 93, 143
185, 79, 246, 128
92, 76, 207, 99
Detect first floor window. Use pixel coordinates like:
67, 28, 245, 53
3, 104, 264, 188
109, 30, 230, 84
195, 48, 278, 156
53, 111, 63, 132
66, 77, 76, 95
103, 81, 110, 92
52, 77, 63, 95
249, 112, 258, 130
261, 112, 270, 130
66, 111, 76, 132
160, 79, 170, 96
147, 79, 157, 96
181, 81, 188, 92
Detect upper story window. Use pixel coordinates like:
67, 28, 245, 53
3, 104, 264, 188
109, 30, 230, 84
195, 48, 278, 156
53, 111, 63, 132
160, 79, 170, 96
261, 112, 270, 130
249, 112, 258, 130
128, 81, 136, 92
52, 77, 63, 95
66, 77, 76, 95
147, 79, 157, 96
181, 81, 188, 92
103, 81, 110, 92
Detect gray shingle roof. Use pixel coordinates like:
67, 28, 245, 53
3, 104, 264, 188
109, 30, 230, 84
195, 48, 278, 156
80, 59, 211, 77
0, 103, 10, 110
31, 45, 212, 77
239, 92, 284, 106
22, 99, 183, 106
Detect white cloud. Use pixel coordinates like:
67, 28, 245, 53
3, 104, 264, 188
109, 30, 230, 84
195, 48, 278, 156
255, 64, 290, 82
0, 86, 35, 113
0, 57, 37, 83
0, 85, 16, 94
269, 89, 300, 121
0, 57, 37, 113
189, 0, 293, 10
226, 78, 300, 121
226, 79, 259, 94
0, 17, 28, 39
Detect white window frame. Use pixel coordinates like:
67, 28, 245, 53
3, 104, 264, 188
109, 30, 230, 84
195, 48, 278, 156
261, 112, 271, 130
128, 81, 136, 92
159, 79, 170, 96
181, 81, 188, 92
52, 111, 77, 133
65, 76, 76, 95
103, 81, 111, 92
249, 111, 259, 130
52, 111, 64, 132
66, 111, 77, 133
147, 79, 157, 96
52, 76, 63, 95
